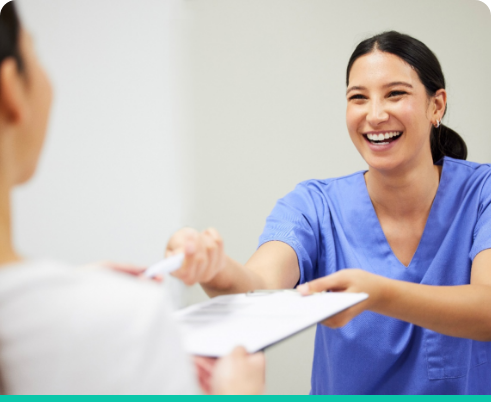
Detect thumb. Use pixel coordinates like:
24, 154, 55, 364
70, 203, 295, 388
297, 272, 346, 295
231, 346, 248, 358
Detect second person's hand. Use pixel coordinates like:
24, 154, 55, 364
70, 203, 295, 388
165, 227, 226, 286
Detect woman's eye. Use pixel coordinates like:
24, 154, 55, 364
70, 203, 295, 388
349, 94, 366, 101
388, 91, 407, 97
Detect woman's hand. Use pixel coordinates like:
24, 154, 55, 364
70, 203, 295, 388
193, 356, 217, 395
204, 347, 265, 395
194, 347, 265, 395
297, 269, 389, 328
165, 227, 226, 286
80, 261, 164, 283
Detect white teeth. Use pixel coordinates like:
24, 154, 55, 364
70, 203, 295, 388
366, 132, 402, 143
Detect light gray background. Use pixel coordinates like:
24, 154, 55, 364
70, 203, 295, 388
182, 0, 491, 394
9, 0, 491, 396
14, 0, 186, 273
13, 0, 191, 305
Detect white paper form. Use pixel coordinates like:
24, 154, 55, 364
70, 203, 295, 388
173, 291, 368, 357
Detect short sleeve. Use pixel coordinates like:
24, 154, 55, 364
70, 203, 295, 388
470, 174, 491, 261
258, 181, 325, 285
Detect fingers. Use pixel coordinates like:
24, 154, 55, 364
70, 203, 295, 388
229, 345, 248, 358
165, 227, 198, 255
297, 271, 347, 295
106, 262, 147, 276
170, 227, 225, 286
211, 347, 265, 395
320, 302, 367, 329
91, 261, 146, 276
194, 356, 218, 395
194, 356, 217, 372
173, 232, 203, 285
296, 269, 370, 328
81, 261, 168, 283
201, 228, 224, 283
247, 351, 266, 376
171, 237, 199, 286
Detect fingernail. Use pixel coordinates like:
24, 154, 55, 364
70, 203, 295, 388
185, 242, 195, 254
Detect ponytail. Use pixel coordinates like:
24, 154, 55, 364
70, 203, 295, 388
430, 124, 467, 163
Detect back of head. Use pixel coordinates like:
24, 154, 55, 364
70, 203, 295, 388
346, 31, 467, 163
0, 2, 21, 393
0, 1, 23, 73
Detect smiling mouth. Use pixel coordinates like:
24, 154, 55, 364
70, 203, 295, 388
364, 131, 402, 145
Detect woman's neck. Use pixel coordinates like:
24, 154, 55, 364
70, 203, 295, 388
365, 156, 441, 220
0, 183, 20, 266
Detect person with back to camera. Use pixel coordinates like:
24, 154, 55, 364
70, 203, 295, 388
0, 1, 265, 395
166, 30, 491, 394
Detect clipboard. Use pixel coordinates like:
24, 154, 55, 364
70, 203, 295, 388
173, 291, 368, 357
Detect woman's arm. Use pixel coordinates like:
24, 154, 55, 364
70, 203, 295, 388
165, 228, 299, 297
298, 248, 491, 341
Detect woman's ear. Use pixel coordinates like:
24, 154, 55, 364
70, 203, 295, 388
431, 88, 447, 122
0, 58, 28, 127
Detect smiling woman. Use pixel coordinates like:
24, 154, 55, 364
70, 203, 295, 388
346, 31, 467, 169
165, 30, 491, 394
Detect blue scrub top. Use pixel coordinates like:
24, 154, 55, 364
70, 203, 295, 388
258, 157, 491, 395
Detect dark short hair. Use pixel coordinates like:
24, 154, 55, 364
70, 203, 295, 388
346, 31, 467, 162
0, 1, 24, 73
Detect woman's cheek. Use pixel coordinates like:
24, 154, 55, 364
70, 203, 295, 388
393, 100, 418, 128
346, 106, 364, 135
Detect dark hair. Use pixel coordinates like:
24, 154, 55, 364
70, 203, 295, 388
346, 31, 467, 163
0, 2, 21, 393
0, 1, 23, 73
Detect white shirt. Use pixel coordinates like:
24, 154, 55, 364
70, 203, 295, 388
0, 260, 198, 395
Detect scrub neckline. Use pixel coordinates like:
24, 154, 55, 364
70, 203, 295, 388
360, 157, 447, 269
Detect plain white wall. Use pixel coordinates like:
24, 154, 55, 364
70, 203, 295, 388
183, 0, 491, 394
13, 0, 186, 289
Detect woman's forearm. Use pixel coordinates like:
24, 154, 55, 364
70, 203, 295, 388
200, 255, 268, 298
200, 242, 301, 298
376, 279, 491, 341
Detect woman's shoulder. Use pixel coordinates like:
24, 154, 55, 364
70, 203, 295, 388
442, 157, 491, 194
0, 260, 170, 326
290, 170, 366, 198
443, 156, 491, 177
0, 260, 195, 394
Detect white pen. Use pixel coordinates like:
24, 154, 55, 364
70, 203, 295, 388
144, 253, 185, 278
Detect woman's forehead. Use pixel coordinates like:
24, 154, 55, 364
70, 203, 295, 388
348, 51, 420, 88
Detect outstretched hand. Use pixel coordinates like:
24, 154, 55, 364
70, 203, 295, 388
165, 227, 226, 286
297, 269, 389, 328
81, 261, 164, 283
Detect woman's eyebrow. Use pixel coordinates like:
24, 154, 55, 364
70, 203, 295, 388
346, 85, 366, 95
346, 81, 413, 95
383, 81, 413, 89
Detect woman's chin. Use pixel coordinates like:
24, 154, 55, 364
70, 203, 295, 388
363, 154, 406, 174
15, 165, 38, 186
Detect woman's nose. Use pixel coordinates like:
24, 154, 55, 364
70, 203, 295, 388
366, 101, 389, 126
